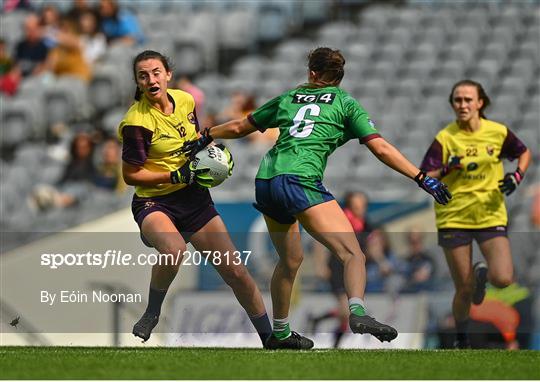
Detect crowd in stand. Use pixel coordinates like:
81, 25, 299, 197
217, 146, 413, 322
0, 0, 144, 95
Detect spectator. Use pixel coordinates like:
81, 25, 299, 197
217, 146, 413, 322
217, 91, 252, 122
29, 132, 97, 212
94, 138, 126, 192
98, 0, 145, 46
14, 13, 49, 77
365, 229, 405, 293
402, 228, 436, 292
176, 74, 205, 118
40, 4, 61, 49
217, 91, 278, 145
44, 17, 92, 83
67, 0, 98, 25
58, 132, 97, 185
3, 0, 32, 13
0, 38, 20, 96
78, 10, 107, 64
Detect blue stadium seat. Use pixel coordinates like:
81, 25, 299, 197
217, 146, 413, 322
256, 4, 290, 43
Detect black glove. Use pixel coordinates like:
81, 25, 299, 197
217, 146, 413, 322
181, 127, 213, 158
441, 155, 463, 177
170, 161, 209, 185
415, 171, 452, 205
499, 168, 524, 196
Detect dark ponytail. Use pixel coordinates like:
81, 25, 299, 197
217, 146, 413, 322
449, 79, 491, 119
132, 50, 172, 101
307, 47, 345, 87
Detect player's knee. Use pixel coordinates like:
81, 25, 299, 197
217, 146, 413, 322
336, 250, 365, 265
284, 253, 303, 272
221, 265, 250, 286
490, 274, 513, 288
153, 236, 186, 259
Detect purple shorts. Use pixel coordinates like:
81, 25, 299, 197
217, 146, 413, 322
438, 226, 508, 248
131, 185, 219, 245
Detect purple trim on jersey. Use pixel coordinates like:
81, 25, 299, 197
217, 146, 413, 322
122, 125, 153, 166
168, 93, 176, 112
420, 139, 443, 172
247, 113, 266, 132
360, 133, 381, 144
193, 108, 200, 132
500, 128, 527, 161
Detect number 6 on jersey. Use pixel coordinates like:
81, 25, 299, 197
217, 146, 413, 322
289, 104, 321, 138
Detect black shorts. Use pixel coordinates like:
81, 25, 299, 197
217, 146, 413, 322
438, 226, 508, 249
131, 185, 219, 246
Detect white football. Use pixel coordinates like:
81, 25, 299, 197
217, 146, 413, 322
193, 145, 230, 187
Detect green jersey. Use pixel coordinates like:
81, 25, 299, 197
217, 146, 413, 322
248, 86, 380, 180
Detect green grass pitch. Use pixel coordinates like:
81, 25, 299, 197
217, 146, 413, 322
1, 347, 539, 379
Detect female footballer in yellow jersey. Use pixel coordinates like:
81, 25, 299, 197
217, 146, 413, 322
420, 80, 532, 348
118, 50, 271, 345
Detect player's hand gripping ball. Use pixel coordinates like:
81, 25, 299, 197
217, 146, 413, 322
192, 145, 234, 188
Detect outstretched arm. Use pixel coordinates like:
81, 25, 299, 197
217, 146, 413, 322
181, 118, 258, 156
208, 117, 258, 139
365, 137, 420, 179
365, 137, 452, 205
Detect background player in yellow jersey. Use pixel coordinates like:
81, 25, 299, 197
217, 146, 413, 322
420, 79, 532, 348
118, 50, 271, 345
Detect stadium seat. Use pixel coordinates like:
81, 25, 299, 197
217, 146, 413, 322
362, 61, 396, 83
351, 77, 387, 100
89, 65, 128, 113
516, 40, 539, 62
486, 24, 517, 51
274, 39, 313, 64
171, 39, 206, 77
343, 42, 374, 67
231, 55, 268, 80
256, 4, 289, 43
373, 42, 406, 64
317, 21, 357, 47
0, 97, 37, 147
508, 57, 536, 82
0, 11, 27, 52
299, 0, 331, 25
44, 76, 90, 125
218, 8, 257, 51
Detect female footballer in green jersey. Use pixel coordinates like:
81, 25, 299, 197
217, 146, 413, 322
420, 80, 531, 348
119, 50, 271, 345
183, 47, 451, 349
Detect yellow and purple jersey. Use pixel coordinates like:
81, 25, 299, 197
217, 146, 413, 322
421, 119, 527, 229
118, 89, 199, 197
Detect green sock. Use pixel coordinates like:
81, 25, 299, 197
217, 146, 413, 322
273, 318, 291, 340
349, 297, 366, 316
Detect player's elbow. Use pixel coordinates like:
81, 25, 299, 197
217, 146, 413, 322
231, 120, 246, 136
122, 162, 142, 185
122, 173, 137, 186
369, 139, 392, 158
